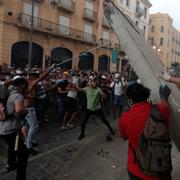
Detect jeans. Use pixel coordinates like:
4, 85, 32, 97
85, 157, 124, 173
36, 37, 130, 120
1, 132, 28, 180
35, 96, 49, 121
56, 98, 64, 121
80, 108, 114, 136
114, 94, 124, 106
25, 107, 39, 149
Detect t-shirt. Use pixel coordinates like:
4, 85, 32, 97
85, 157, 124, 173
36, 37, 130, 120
83, 87, 102, 111
0, 92, 24, 135
56, 79, 69, 98
110, 80, 125, 96
67, 90, 77, 99
0, 81, 5, 87
119, 101, 170, 180
36, 81, 47, 100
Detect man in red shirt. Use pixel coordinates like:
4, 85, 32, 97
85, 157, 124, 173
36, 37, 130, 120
119, 83, 171, 180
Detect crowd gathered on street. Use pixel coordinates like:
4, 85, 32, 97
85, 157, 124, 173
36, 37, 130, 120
0, 63, 129, 180
0, 62, 179, 180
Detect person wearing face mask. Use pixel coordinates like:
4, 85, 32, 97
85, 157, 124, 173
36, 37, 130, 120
73, 76, 115, 140
0, 78, 29, 180
110, 73, 126, 118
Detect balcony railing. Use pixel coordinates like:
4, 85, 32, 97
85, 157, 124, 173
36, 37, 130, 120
58, 0, 76, 13
83, 8, 97, 22
102, 17, 110, 28
17, 13, 96, 44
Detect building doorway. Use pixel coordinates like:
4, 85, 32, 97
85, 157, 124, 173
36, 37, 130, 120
98, 55, 110, 72
11, 41, 43, 68
78, 52, 94, 71
51, 47, 72, 69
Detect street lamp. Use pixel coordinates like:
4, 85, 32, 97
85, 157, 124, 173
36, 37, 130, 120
28, 0, 35, 70
152, 45, 162, 59
153, 46, 156, 50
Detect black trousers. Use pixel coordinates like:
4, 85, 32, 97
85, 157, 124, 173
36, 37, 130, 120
80, 108, 114, 136
128, 172, 142, 180
35, 96, 49, 121
1, 132, 28, 180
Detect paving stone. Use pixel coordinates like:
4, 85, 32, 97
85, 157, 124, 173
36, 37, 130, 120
0, 112, 114, 179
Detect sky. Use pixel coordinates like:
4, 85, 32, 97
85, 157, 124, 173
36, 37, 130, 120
149, 0, 180, 29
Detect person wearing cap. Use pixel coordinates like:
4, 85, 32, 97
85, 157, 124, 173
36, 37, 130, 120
23, 65, 55, 155
33, 66, 56, 124
110, 73, 126, 118
0, 78, 29, 180
73, 76, 115, 140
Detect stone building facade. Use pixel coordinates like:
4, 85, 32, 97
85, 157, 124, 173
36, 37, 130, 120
0, 0, 152, 72
114, 0, 152, 39
148, 13, 180, 67
0, 0, 121, 71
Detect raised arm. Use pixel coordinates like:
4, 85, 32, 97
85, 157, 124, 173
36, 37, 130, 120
28, 65, 55, 92
169, 76, 180, 84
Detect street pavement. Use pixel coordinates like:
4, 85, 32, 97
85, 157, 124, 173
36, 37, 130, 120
0, 112, 180, 180
56, 134, 129, 180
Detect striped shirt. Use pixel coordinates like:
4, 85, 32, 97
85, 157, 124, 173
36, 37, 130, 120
36, 81, 47, 99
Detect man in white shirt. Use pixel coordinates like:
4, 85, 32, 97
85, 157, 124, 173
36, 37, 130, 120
110, 73, 126, 118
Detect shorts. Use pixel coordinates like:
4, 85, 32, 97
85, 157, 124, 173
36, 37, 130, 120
64, 97, 78, 112
114, 95, 124, 106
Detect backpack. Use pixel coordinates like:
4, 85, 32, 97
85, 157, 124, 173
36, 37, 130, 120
131, 105, 172, 176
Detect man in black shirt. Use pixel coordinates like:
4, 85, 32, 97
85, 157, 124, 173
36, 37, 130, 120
56, 72, 69, 124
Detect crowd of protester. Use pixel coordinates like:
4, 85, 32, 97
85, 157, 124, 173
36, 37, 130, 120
0, 63, 129, 180
1, 62, 177, 180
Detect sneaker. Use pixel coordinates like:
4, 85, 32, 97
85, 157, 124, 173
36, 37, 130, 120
28, 147, 39, 156
67, 123, 74, 128
78, 134, 85, 140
